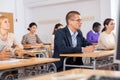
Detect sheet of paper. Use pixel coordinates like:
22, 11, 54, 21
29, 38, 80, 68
0, 58, 21, 64
51, 74, 86, 80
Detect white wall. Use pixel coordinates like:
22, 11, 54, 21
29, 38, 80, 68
25, 0, 116, 43
0, 0, 26, 42
0, 0, 15, 12
99, 0, 111, 23
24, 7, 33, 32
14, 0, 26, 42
27, 0, 101, 43
111, 0, 119, 33
1, 0, 119, 43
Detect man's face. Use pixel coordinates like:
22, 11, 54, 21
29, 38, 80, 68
69, 14, 82, 30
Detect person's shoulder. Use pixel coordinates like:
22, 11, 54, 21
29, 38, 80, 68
23, 33, 29, 37
111, 31, 115, 35
87, 30, 92, 34
56, 26, 66, 33
35, 34, 38, 36
99, 32, 107, 37
8, 33, 16, 39
77, 29, 82, 34
100, 31, 105, 35
8, 33, 14, 36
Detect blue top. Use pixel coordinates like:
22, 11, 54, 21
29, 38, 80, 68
87, 30, 100, 43
68, 27, 78, 47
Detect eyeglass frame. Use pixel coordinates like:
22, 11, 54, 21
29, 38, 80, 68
70, 18, 82, 22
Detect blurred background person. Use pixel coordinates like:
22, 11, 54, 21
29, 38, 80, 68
86, 22, 101, 45
21, 22, 44, 48
51, 23, 63, 51
97, 18, 116, 50
0, 16, 33, 58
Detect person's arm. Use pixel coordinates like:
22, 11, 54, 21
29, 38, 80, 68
36, 34, 43, 43
80, 31, 95, 52
14, 50, 35, 58
87, 31, 93, 43
10, 34, 23, 56
80, 30, 92, 47
35, 34, 44, 47
0, 50, 11, 60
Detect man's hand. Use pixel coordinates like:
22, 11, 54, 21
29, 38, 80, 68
15, 50, 35, 58
82, 46, 95, 53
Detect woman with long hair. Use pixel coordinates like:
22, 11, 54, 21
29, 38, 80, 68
0, 16, 33, 58
97, 18, 116, 50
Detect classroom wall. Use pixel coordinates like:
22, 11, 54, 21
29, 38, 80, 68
0, 0, 26, 42
111, 0, 119, 33
26, 0, 100, 43
24, 0, 113, 43
0, 0, 118, 43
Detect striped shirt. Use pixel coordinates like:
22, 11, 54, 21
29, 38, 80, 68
21, 33, 42, 44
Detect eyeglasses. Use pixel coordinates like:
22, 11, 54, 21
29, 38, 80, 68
71, 19, 82, 22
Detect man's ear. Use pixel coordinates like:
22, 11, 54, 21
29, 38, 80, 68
68, 19, 72, 25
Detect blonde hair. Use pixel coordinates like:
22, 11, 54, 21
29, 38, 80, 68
0, 16, 8, 27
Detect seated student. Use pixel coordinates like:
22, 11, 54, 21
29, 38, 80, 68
97, 18, 116, 50
0, 16, 33, 58
51, 23, 63, 50
86, 22, 101, 44
53, 11, 95, 71
21, 22, 44, 47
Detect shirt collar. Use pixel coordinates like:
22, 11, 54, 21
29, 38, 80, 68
68, 27, 78, 36
92, 30, 98, 34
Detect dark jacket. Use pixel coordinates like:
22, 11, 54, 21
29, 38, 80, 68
53, 26, 92, 69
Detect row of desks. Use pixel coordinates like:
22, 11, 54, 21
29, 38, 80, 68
60, 50, 114, 70
26, 68, 120, 80
0, 44, 115, 80
0, 58, 59, 80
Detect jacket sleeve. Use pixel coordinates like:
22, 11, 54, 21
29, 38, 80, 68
81, 31, 92, 47
54, 30, 83, 54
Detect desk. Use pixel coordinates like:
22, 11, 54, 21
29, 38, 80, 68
23, 44, 51, 57
26, 49, 48, 58
25, 68, 120, 80
0, 58, 59, 80
0, 58, 59, 70
23, 43, 51, 50
60, 50, 114, 70
23, 44, 41, 49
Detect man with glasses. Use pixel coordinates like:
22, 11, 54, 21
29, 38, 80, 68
53, 11, 95, 71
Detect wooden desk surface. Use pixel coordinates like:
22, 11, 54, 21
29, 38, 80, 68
60, 50, 114, 58
26, 68, 120, 80
23, 44, 42, 49
23, 44, 51, 48
0, 58, 59, 70
27, 49, 47, 53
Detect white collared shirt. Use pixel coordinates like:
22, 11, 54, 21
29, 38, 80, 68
68, 27, 78, 47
